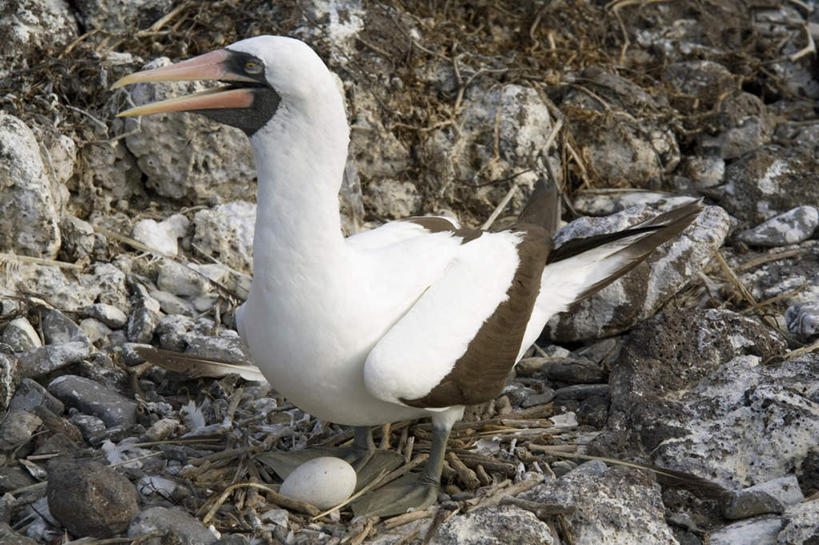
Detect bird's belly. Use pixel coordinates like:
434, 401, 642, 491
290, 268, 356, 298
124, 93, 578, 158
238, 300, 428, 426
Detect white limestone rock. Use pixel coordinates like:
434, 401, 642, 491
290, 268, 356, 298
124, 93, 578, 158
192, 201, 256, 274
0, 113, 61, 257
2, 262, 128, 314
127, 506, 217, 545
724, 475, 804, 519
280, 457, 356, 510
293, 0, 364, 60
364, 178, 421, 219
682, 155, 725, 189
157, 261, 212, 298
132, 213, 190, 257
122, 58, 256, 205
79, 318, 113, 346
521, 461, 678, 545
0, 347, 19, 411
420, 82, 557, 216
73, 0, 173, 34
0, 0, 78, 76
150, 289, 195, 317
572, 191, 693, 217
776, 500, 819, 545
18, 341, 93, 379
431, 504, 555, 545
713, 146, 819, 223
708, 516, 783, 545
34, 130, 74, 216
59, 216, 108, 262
699, 92, 774, 159
653, 354, 819, 489
737, 206, 818, 247
1, 317, 42, 353
737, 241, 819, 312
83, 303, 128, 329
80, 140, 144, 205
786, 301, 819, 338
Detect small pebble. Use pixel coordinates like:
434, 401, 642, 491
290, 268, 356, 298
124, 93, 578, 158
47, 458, 140, 538
707, 516, 784, 545
68, 413, 107, 442
9, 378, 65, 414
150, 289, 196, 316
0, 411, 42, 451
684, 156, 725, 188
80, 318, 113, 345
0, 348, 18, 411
521, 389, 556, 408
48, 375, 138, 428
549, 412, 578, 429
157, 261, 211, 297
84, 303, 128, 329
131, 214, 190, 257
280, 457, 357, 510
539, 356, 605, 384
17, 341, 92, 379
0, 466, 36, 493
126, 305, 159, 344
737, 205, 819, 247
1, 317, 41, 352
785, 301, 819, 338
128, 506, 217, 545
724, 475, 804, 519
42, 309, 89, 345
551, 460, 578, 477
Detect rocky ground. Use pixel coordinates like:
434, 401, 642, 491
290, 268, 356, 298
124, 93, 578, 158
0, 0, 818, 543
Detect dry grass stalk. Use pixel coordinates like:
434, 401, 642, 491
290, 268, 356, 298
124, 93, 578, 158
464, 475, 544, 513
202, 481, 320, 523
382, 509, 435, 530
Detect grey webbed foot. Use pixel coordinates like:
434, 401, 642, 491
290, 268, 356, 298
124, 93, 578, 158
350, 472, 439, 517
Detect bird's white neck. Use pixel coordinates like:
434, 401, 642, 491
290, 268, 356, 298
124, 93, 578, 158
248, 90, 351, 291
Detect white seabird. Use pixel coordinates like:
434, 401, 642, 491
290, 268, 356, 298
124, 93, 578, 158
113, 35, 702, 516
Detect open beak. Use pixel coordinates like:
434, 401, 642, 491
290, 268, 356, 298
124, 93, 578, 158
112, 49, 259, 117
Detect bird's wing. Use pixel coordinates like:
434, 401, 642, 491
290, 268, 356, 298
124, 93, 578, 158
363, 200, 704, 410
346, 216, 462, 251
363, 227, 550, 409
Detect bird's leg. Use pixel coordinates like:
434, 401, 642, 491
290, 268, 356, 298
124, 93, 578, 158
256, 426, 404, 491
419, 423, 449, 486
350, 420, 453, 517
348, 426, 376, 468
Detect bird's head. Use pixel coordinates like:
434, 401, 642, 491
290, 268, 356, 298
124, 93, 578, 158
112, 35, 334, 136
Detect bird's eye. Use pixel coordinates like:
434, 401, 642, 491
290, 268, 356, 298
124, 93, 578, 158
245, 60, 263, 74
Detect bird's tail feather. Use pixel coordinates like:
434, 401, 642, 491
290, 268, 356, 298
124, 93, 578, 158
544, 199, 703, 304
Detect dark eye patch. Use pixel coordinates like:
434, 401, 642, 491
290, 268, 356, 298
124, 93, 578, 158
223, 49, 268, 85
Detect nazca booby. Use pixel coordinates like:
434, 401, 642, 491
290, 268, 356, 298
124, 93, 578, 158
113, 35, 702, 516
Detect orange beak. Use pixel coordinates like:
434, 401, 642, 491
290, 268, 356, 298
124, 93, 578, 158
112, 49, 259, 117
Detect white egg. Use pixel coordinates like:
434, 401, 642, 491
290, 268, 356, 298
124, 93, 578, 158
279, 456, 357, 509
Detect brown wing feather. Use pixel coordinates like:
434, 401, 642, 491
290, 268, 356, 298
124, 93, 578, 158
404, 180, 560, 407
402, 197, 702, 409
402, 226, 552, 407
